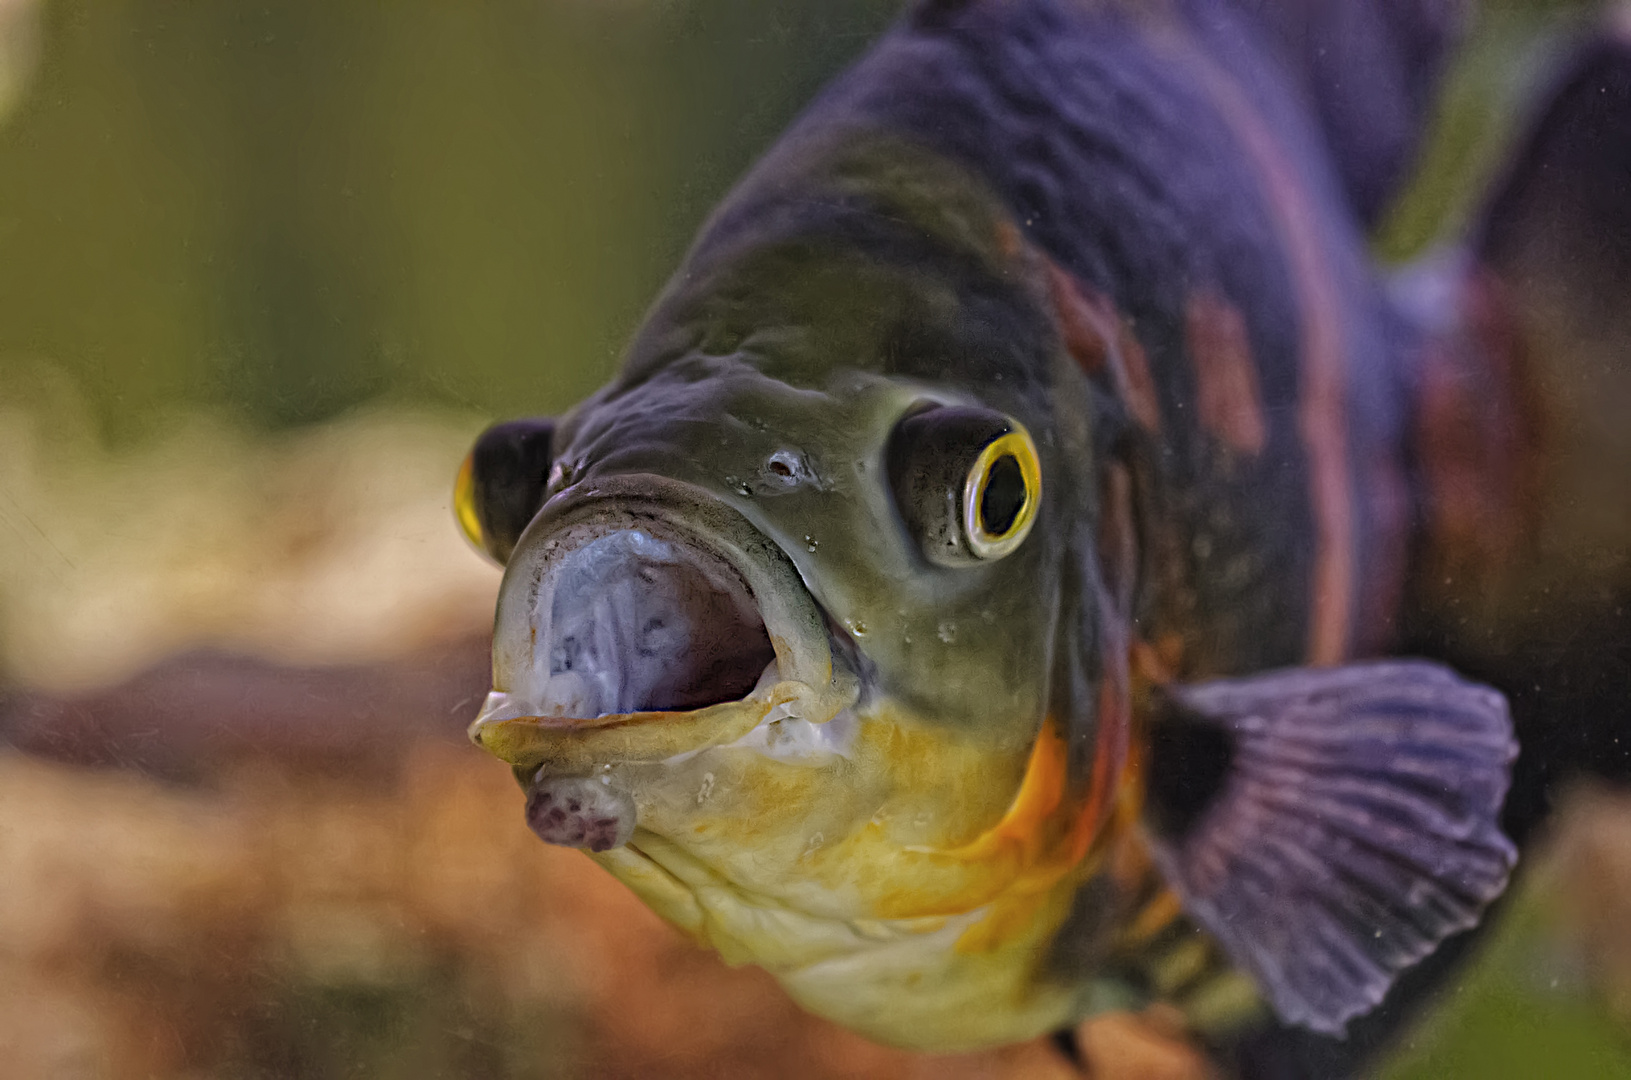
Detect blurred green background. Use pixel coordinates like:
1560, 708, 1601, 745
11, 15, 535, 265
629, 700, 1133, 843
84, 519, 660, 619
2, 1, 1629, 1077
0, 0, 1607, 438
0, 0, 900, 441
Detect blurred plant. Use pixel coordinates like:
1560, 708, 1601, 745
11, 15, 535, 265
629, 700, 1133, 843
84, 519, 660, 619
1377, 0, 1607, 259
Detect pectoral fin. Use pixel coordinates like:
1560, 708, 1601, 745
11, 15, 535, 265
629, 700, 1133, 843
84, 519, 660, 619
1143, 661, 1518, 1036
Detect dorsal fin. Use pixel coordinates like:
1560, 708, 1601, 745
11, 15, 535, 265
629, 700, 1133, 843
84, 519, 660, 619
1185, 0, 1469, 226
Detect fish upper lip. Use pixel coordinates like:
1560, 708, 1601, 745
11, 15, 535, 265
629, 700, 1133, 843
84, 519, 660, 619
468, 474, 857, 773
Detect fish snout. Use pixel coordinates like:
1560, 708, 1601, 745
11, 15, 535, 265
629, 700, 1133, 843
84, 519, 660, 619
468, 478, 855, 848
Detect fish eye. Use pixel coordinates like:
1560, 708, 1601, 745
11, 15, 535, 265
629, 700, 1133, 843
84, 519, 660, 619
885, 405, 1041, 567
454, 452, 486, 553
454, 418, 555, 566
963, 431, 1040, 559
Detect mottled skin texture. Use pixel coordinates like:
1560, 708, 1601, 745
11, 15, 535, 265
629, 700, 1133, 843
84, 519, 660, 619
467, 0, 1630, 1074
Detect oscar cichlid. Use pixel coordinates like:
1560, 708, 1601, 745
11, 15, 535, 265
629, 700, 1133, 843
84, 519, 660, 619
453, 0, 1631, 1071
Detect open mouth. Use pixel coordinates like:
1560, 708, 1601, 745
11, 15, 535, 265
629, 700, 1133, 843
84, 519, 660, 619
517, 526, 776, 718
469, 476, 856, 777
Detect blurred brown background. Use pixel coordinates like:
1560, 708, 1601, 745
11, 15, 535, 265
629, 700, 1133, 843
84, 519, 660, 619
1, 1, 1629, 1077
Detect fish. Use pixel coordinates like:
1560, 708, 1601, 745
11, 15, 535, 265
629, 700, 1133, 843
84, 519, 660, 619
452, 0, 1631, 1072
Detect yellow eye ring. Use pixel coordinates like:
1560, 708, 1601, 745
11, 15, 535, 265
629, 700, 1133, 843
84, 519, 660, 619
453, 450, 489, 558
962, 426, 1041, 560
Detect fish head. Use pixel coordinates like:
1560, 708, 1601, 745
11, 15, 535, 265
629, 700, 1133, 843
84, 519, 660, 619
456, 136, 1127, 1045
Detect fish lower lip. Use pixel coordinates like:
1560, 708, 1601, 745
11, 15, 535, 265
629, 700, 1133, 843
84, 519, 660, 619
468, 670, 855, 773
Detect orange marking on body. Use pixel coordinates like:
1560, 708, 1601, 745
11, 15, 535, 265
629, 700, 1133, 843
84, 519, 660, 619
881, 515, 1139, 951
1098, 461, 1138, 619
1118, 336, 1161, 433
1184, 289, 1267, 457
944, 720, 1105, 882
948, 722, 1079, 953
954, 506, 1149, 956
1126, 888, 1186, 945
1046, 260, 1163, 432
951, 572, 1139, 953
1130, 634, 1185, 688
1165, 35, 1354, 665
944, 696, 1130, 953
1104, 737, 1153, 892
1413, 270, 1542, 606
994, 217, 1026, 260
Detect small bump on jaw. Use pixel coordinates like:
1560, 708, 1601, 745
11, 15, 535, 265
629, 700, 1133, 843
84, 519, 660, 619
525, 775, 637, 852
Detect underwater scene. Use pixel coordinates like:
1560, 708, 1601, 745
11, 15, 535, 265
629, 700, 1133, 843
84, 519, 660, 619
1, 1, 1628, 1077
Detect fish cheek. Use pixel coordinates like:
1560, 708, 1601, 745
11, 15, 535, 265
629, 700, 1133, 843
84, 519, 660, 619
613, 703, 1037, 919
832, 709, 1054, 917
622, 750, 877, 891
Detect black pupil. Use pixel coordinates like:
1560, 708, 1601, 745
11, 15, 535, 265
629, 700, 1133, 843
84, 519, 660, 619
979, 454, 1027, 537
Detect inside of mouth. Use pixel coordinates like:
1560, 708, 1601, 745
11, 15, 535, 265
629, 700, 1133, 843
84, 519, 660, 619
528, 528, 779, 718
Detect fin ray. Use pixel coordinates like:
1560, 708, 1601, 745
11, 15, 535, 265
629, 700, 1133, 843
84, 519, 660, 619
1146, 660, 1517, 1035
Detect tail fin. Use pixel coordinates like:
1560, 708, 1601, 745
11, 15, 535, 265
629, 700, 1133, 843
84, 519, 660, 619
1474, 16, 1631, 583
1402, 22, 1631, 845
1483, 22, 1631, 837
1478, 21, 1631, 332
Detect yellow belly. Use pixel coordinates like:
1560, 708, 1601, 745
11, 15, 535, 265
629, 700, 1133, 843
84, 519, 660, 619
585, 707, 1138, 1050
